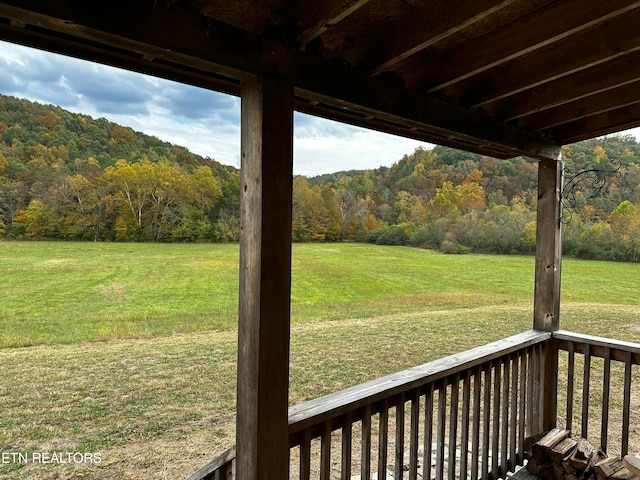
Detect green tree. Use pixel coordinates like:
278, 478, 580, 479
292, 177, 333, 241
104, 159, 154, 238
15, 199, 59, 239
147, 162, 190, 241
608, 200, 640, 261
0, 180, 28, 236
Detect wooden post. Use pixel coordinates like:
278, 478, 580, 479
534, 157, 563, 331
236, 75, 294, 480
533, 156, 563, 433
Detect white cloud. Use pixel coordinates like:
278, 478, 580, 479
294, 117, 426, 176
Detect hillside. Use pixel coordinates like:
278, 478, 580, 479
0, 94, 240, 242
300, 137, 640, 261
1, 94, 640, 261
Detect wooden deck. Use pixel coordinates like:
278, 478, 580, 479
510, 465, 542, 480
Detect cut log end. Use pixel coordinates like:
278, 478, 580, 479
527, 431, 639, 480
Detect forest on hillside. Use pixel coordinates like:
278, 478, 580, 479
0, 94, 241, 242
1, 94, 640, 261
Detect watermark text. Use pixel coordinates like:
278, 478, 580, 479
1, 451, 101, 465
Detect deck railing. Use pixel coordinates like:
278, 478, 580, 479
190, 329, 551, 480
554, 330, 640, 457
188, 329, 640, 480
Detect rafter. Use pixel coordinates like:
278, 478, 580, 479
551, 103, 640, 144
340, 0, 516, 75
447, 8, 640, 108
294, 0, 372, 48
404, 0, 640, 92
481, 50, 640, 121
518, 80, 640, 131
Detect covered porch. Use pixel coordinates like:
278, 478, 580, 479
1, 1, 640, 479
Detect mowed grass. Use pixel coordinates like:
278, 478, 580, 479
0, 242, 240, 347
6, 241, 638, 347
1, 242, 640, 479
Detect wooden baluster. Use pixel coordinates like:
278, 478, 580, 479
362, 404, 372, 480
566, 342, 575, 433
300, 429, 311, 480
448, 374, 460, 480
436, 380, 447, 480
471, 366, 481, 480
518, 350, 527, 465
461, 370, 471, 480
582, 343, 591, 439
396, 393, 406, 480
321, 421, 332, 480
542, 337, 559, 432
527, 346, 534, 437
482, 364, 492, 480
532, 344, 542, 434
492, 360, 502, 479
409, 390, 420, 480
424, 383, 434, 480
601, 347, 611, 451
379, 400, 389, 480
501, 357, 510, 477
622, 351, 632, 457
342, 412, 353, 480
509, 354, 518, 472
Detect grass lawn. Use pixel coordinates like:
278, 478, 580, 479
0, 242, 639, 479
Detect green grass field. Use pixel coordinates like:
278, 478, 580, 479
2, 241, 639, 348
1, 242, 639, 479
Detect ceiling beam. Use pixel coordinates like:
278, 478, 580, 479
404, 0, 640, 92
551, 103, 640, 144
518, 80, 640, 131
295, 96, 527, 159
292, 70, 561, 161
341, 0, 516, 75
0, 0, 561, 160
295, 0, 372, 48
482, 50, 640, 121
447, 8, 640, 108
0, 20, 243, 97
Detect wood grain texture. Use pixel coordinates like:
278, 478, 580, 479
237, 75, 294, 480
533, 158, 563, 331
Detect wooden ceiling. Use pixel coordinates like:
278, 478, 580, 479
1, 0, 640, 161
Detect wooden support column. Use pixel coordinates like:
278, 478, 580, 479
237, 75, 294, 480
534, 156, 563, 331
533, 156, 564, 433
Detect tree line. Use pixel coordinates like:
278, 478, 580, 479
1, 94, 640, 261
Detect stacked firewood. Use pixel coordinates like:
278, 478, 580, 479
527, 428, 637, 480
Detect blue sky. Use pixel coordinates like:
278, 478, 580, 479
0, 40, 431, 176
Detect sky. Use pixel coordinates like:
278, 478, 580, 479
0, 40, 430, 177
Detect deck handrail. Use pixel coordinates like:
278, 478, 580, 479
185, 446, 236, 480
288, 329, 551, 443
553, 329, 640, 361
